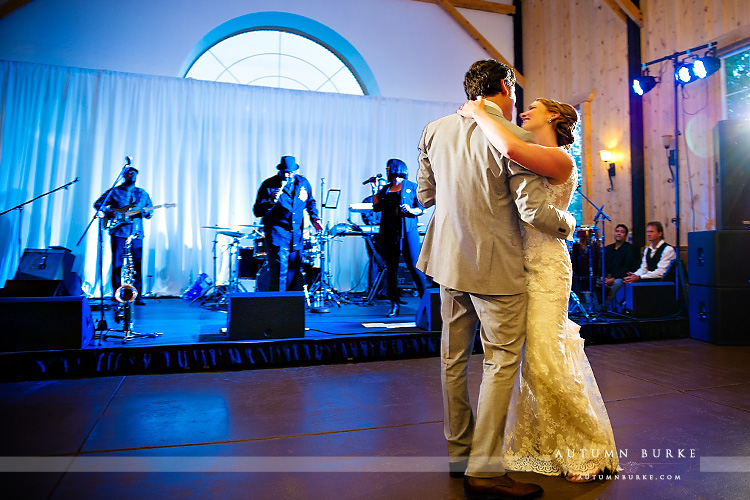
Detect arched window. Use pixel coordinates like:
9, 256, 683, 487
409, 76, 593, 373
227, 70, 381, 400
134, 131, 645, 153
181, 12, 378, 96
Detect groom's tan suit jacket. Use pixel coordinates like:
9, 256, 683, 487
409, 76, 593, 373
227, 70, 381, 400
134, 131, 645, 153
416, 104, 575, 294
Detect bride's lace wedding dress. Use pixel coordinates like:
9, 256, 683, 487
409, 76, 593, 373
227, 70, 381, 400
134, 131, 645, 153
502, 167, 619, 476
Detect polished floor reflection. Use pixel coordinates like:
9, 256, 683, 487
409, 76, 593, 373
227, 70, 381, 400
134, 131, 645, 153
2, 338, 749, 500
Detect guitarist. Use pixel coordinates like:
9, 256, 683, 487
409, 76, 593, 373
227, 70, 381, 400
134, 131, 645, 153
94, 166, 152, 305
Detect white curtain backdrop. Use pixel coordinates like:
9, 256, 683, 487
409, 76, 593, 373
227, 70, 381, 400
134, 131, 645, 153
0, 60, 459, 296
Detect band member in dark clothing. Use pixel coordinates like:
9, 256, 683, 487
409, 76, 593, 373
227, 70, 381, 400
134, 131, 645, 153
253, 156, 322, 291
372, 158, 428, 316
94, 166, 152, 304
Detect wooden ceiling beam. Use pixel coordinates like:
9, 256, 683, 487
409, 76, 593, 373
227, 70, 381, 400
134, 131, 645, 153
614, 0, 644, 28
412, 0, 515, 16
431, 0, 526, 87
600, 0, 628, 24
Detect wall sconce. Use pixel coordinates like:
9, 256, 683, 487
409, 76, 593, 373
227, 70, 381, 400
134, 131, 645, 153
600, 150, 616, 192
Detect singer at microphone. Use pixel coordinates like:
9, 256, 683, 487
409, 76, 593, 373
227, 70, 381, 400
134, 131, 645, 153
253, 155, 323, 292
362, 173, 383, 185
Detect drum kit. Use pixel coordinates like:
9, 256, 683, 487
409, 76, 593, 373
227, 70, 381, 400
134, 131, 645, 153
186, 223, 328, 309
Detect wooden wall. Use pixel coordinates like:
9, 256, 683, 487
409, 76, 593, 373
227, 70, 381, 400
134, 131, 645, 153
522, 0, 750, 249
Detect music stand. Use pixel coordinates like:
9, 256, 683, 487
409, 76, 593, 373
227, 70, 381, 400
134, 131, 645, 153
310, 182, 343, 313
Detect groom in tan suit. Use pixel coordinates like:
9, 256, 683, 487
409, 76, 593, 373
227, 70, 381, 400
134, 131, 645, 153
417, 60, 575, 499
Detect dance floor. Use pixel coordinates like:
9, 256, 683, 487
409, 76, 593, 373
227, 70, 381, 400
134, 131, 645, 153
2, 337, 749, 500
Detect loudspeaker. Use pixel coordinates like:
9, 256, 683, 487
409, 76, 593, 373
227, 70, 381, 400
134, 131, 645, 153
227, 292, 305, 340
415, 289, 441, 331
714, 120, 750, 230
689, 284, 750, 345
688, 231, 750, 287
0, 296, 94, 351
15, 247, 74, 280
9, 247, 81, 296
624, 282, 680, 318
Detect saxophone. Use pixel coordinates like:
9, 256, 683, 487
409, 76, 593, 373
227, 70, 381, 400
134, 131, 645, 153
114, 235, 138, 304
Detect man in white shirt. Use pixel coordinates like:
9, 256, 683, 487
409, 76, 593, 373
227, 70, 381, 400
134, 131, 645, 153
624, 221, 676, 282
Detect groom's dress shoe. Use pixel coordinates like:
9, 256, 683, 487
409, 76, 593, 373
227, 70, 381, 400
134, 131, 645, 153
464, 474, 543, 500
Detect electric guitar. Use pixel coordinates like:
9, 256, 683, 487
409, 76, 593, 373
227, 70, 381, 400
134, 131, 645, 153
105, 203, 176, 231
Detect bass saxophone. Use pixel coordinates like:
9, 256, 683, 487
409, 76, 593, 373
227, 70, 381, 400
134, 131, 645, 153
114, 235, 138, 304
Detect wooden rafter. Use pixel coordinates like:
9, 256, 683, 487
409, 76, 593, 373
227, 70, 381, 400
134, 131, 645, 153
412, 0, 515, 16
429, 0, 526, 87
614, 0, 644, 27
602, 0, 644, 28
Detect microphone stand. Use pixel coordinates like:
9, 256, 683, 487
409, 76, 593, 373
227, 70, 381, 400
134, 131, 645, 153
77, 160, 131, 341
1, 178, 80, 282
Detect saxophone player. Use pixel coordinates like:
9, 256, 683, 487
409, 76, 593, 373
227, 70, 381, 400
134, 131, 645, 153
94, 166, 152, 305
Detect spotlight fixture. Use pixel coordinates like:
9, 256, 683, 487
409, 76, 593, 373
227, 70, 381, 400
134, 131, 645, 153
675, 61, 696, 84
632, 70, 658, 96
674, 49, 722, 85
692, 53, 721, 79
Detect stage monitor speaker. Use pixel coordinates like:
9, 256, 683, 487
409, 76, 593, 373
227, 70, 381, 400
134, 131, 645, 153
714, 120, 750, 230
624, 282, 680, 319
688, 231, 750, 287
228, 292, 305, 340
0, 296, 94, 351
415, 289, 441, 331
0, 279, 67, 297
15, 247, 74, 281
689, 284, 750, 345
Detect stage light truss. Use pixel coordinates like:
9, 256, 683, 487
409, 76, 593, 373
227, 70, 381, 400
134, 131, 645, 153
632, 42, 720, 96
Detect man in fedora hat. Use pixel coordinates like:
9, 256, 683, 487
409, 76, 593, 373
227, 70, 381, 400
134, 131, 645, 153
254, 155, 323, 291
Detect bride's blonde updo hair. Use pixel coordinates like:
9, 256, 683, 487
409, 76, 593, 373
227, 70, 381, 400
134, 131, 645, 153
536, 98, 578, 150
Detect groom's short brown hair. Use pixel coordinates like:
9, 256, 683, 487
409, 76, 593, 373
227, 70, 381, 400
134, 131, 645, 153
463, 60, 516, 100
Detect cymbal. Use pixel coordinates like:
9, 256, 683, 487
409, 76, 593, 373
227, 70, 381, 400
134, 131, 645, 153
202, 225, 229, 230
217, 230, 246, 239
239, 224, 263, 228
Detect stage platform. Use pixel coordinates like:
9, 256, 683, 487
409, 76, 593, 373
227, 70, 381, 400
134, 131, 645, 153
0, 293, 689, 382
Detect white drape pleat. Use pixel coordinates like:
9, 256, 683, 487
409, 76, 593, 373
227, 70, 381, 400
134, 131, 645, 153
0, 60, 458, 295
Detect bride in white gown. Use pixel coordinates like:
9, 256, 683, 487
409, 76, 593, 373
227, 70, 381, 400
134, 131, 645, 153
458, 97, 618, 481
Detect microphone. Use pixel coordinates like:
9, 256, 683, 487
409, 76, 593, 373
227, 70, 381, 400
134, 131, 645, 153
125, 156, 132, 166
362, 173, 383, 185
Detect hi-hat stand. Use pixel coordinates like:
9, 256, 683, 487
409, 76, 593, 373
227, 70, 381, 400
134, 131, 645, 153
198, 231, 247, 310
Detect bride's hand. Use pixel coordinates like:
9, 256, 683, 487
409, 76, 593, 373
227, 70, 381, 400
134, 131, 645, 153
457, 97, 485, 118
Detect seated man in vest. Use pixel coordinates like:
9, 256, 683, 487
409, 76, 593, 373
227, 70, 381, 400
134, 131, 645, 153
624, 221, 676, 283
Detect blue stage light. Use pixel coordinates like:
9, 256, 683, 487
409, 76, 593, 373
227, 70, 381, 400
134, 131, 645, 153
632, 75, 658, 96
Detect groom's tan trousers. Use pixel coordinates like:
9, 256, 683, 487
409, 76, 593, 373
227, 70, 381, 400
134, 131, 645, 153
440, 285, 526, 477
